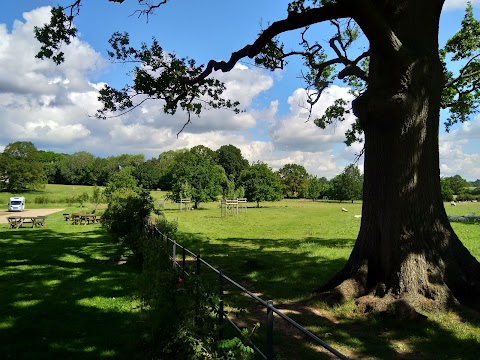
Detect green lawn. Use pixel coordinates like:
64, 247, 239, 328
0, 208, 141, 359
2, 186, 480, 359
162, 199, 480, 360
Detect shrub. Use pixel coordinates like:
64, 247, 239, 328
34, 196, 50, 204
102, 188, 154, 258
139, 233, 255, 360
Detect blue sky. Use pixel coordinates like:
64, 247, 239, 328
0, 0, 480, 180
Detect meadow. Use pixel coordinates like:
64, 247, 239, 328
161, 199, 480, 359
1, 185, 480, 359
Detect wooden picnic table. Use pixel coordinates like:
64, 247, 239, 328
71, 213, 99, 225
7, 216, 47, 229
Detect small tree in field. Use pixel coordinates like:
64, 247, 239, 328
307, 176, 330, 201
170, 146, 226, 209
329, 164, 363, 203
239, 162, 282, 208
277, 163, 309, 198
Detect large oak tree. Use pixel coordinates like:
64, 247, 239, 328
36, 0, 480, 311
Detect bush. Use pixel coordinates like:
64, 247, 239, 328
139, 232, 255, 360
34, 196, 50, 204
102, 188, 154, 258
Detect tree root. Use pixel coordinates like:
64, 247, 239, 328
316, 275, 478, 321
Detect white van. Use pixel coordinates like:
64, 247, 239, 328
8, 197, 25, 212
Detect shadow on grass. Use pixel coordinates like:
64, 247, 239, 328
0, 227, 142, 359
172, 231, 480, 360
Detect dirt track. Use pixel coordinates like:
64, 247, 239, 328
0, 208, 64, 224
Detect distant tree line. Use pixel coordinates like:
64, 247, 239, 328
0, 141, 367, 205
441, 175, 480, 201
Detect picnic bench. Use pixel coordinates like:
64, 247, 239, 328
7, 216, 47, 229
71, 213, 99, 225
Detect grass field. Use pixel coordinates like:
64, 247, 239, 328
2, 185, 480, 359
0, 207, 141, 359
161, 199, 480, 360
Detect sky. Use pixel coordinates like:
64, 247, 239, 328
0, 1, 480, 180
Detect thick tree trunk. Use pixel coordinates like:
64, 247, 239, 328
319, 0, 480, 311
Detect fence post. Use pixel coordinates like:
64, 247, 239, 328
172, 240, 176, 268
196, 254, 201, 276
182, 247, 186, 275
267, 300, 274, 360
219, 271, 224, 340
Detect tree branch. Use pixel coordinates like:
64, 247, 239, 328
184, 2, 352, 85
445, 53, 480, 88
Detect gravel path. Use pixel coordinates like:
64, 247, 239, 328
0, 208, 64, 224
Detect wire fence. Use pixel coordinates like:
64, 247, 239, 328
150, 225, 350, 360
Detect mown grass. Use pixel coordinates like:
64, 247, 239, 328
162, 199, 480, 360
3, 185, 480, 359
0, 208, 141, 359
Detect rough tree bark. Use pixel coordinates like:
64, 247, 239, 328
318, 0, 480, 312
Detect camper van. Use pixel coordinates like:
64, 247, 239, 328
8, 197, 25, 212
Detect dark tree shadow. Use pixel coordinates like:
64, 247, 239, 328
172, 231, 480, 360
0, 226, 142, 359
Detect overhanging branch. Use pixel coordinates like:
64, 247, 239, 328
184, 2, 352, 85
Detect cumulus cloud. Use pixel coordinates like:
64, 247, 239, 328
269, 85, 357, 153
6, 6, 479, 182
439, 116, 480, 180
0, 7, 107, 151
443, 0, 480, 9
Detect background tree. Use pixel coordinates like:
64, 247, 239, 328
37, 0, 480, 312
57, 151, 97, 185
0, 141, 45, 192
215, 144, 250, 182
239, 162, 282, 208
471, 179, 480, 187
307, 175, 330, 201
133, 159, 163, 190
440, 177, 455, 202
37, 150, 68, 184
277, 163, 309, 198
155, 149, 188, 191
329, 164, 363, 203
443, 174, 470, 195
170, 147, 226, 209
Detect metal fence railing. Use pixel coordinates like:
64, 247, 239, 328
151, 226, 350, 360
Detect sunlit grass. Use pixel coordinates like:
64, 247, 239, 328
162, 199, 480, 359
0, 209, 141, 359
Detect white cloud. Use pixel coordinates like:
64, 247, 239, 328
439, 116, 480, 180
0, 7, 107, 151
269, 85, 357, 153
4, 7, 480, 183
443, 0, 480, 9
